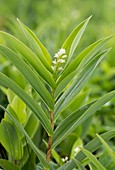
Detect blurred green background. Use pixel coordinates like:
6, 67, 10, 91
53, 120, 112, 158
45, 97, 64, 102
0, 0, 115, 161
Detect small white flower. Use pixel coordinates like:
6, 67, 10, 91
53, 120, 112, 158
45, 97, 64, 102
61, 156, 68, 162
62, 55, 67, 58
74, 147, 80, 153
62, 158, 65, 162
54, 53, 59, 58
58, 48, 66, 56
52, 60, 57, 65
58, 67, 63, 71
51, 66, 56, 70
58, 59, 65, 63
65, 156, 68, 161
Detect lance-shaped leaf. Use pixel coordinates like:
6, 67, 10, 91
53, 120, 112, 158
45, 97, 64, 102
96, 134, 115, 163
62, 16, 92, 64
80, 147, 106, 170
0, 45, 54, 109
52, 102, 93, 149
0, 31, 56, 89
0, 73, 53, 136
17, 19, 52, 71
57, 130, 115, 170
0, 120, 23, 160
60, 91, 88, 118
53, 90, 115, 149
0, 159, 21, 170
54, 49, 110, 118
73, 158, 86, 170
58, 35, 113, 85
0, 105, 49, 169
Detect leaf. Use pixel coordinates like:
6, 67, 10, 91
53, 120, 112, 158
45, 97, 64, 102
58, 130, 115, 170
59, 35, 113, 84
62, 16, 92, 64
11, 95, 27, 124
17, 19, 52, 69
54, 49, 110, 119
52, 102, 93, 149
96, 134, 115, 163
0, 120, 23, 160
0, 31, 56, 89
80, 147, 106, 170
0, 45, 54, 109
73, 158, 86, 170
70, 138, 83, 159
0, 73, 53, 136
24, 112, 39, 139
0, 105, 49, 169
0, 159, 21, 170
59, 91, 88, 119
53, 90, 115, 149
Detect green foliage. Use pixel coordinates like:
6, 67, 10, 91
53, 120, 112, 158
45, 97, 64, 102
0, 17, 115, 170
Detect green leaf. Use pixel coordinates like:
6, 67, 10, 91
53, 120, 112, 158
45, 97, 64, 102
52, 102, 93, 149
80, 147, 106, 170
11, 95, 27, 124
0, 45, 54, 109
0, 31, 56, 89
0, 120, 23, 160
96, 134, 115, 163
53, 90, 115, 149
70, 138, 83, 159
60, 91, 88, 119
54, 49, 110, 119
62, 16, 92, 64
58, 130, 115, 170
0, 73, 53, 136
59, 35, 113, 84
0, 105, 49, 169
17, 19, 52, 70
73, 158, 86, 170
24, 112, 39, 139
0, 159, 21, 170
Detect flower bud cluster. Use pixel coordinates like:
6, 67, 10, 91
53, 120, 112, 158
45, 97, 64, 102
51, 48, 67, 73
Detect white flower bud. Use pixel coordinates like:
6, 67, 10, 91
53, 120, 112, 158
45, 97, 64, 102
54, 53, 59, 58
58, 48, 66, 56
58, 67, 63, 71
58, 59, 65, 63
52, 60, 57, 64
62, 55, 67, 58
51, 66, 56, 70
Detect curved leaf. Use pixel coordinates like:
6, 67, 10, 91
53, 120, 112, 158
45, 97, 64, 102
17, 19, 52, 70
0, 45, 54, 109
58, 36, 113, 84
0, 159, 21, 170
73, 158, 86, 170
80, 147, 106, 170
52, 102, 93, 149
0, 31, 56, 89
58, 130, 115, 170
0, 105, 49, 169
53, 90, 115, 149
62, 16, 92, 64
60, 91, 88, 119
96, 134, 115, 163
0, 73, 53, 136
54, 49, 110, 118
0, 120, 23, 160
